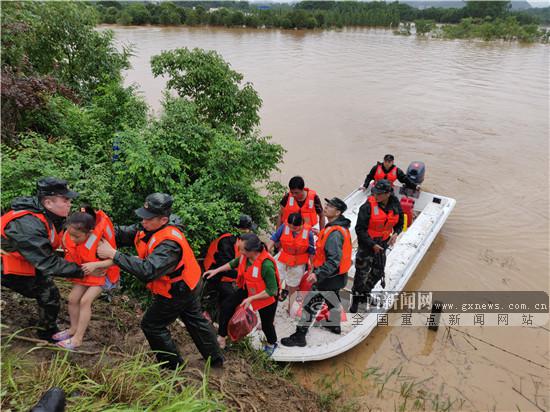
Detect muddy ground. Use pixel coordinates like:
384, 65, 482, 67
1, 281, 322, 412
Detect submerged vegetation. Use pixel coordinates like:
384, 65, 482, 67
394, 16, 547, 43
438, 16, 545, 42
93, 0, 550, 43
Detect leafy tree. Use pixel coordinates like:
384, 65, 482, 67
244, 14, 261, 28
146, 3, 161, 25
150, 48, 262, 136
304, 16, 318, 29
415, 19, 435, 36
159, 8, 181, 25
511, 11, 540, 25
109, 95, 284, 248
97, 1, 122, 9
289, 9, 309, 28
184, 9, 199, 25
116, 10, 133, 25
313, 11, 326, 27
464, 1, 511, 20
103, 6, 120, 24
176, 6, 188, 23
1, 1, 131, 143
126, 3, 151, 25
194, 5, 207, 23
230, 11, 245, 26
523, 6, 550, 25
280, 17, 293, 29
1, 133, 87, 209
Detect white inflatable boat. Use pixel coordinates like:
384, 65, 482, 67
250, 183, 456, 362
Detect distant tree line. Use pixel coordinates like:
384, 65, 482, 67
92, 1, 549, 42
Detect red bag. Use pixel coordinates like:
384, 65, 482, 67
227, 306, 258, 342
298, 271, 315, 291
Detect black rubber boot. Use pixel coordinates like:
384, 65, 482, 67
281, 328, 307, 347
141, 322, 184, 370
210, 356, 224, 369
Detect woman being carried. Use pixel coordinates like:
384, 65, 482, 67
54, 205, 120, 349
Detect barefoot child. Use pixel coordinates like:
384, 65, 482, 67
54, 207, 120, 349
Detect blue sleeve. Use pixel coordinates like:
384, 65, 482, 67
307, 231, 315, 255
270, 224, 285, 242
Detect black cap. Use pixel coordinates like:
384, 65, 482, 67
236, 214, 254, 230
383, 154, 395, 162
37, 177, 78, 199
135, 193, 173, 219
324, 197, 347, 213
372, 179, 392, 194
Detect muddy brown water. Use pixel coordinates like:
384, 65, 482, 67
107, 25, 549, 411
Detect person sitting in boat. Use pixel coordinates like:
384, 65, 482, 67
350, 179, 404, 313
361, 154, 419, 191
204, 233, 281, 356
278, 176, 325, 230
266, 213, 315, 315
281, 197, 352, 347
202, 215, 255, 321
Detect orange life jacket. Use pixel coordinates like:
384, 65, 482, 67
63, 210, 120, 287
312, 225, 352, 275
1, 210, 62, 276
278, 225, 310, 266
374, 164, 398, 185
236, 249, 281, 311
203, 233, 240, 282
134, 225, 201, 298
367, 196, 400, 241
281, 188, 318, 228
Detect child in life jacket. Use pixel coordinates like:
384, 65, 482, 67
54, 206, 119, 349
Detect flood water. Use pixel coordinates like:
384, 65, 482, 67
108, 25, 549, 411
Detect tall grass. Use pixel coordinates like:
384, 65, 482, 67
1, 331, 226, 411
232, 337, 292, 379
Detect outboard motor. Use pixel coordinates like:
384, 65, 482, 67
407, 161, 425, 185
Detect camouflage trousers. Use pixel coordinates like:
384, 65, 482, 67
351, 246, 387, 303
1, 273, 60, 331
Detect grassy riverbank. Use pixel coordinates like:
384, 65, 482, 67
1, 283, 320, 411
1, 283, 468, 412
